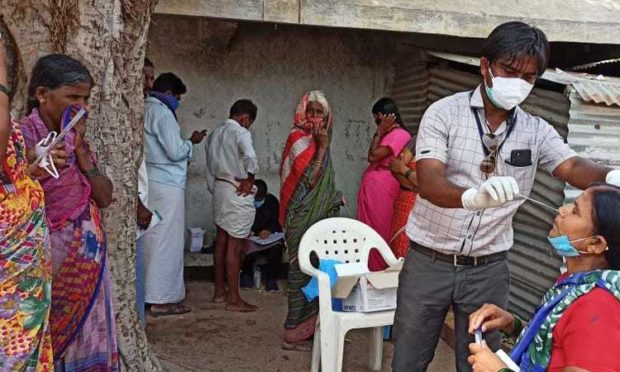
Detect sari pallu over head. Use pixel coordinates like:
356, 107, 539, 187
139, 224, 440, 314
280, 91, 342, 332
19, 108, 107, 356
279, 90, 337, 227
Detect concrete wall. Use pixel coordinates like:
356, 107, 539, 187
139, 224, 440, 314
155, 0, 620, 45
147, 15, 398, 244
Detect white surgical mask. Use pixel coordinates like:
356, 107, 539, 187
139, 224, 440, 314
485, 68, 534, 110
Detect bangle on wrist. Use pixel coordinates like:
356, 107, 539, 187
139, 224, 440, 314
84, 166, 100, 179
0, 83, 11, 98
498, 369, 515, 372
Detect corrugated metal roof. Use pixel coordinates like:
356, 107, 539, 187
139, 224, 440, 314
427, 51, 620, 107
571, 80, 620, 107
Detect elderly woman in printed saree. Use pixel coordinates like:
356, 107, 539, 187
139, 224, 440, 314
0, 39, 63, 372
468, 184, 620, 372
356, 98, 411, 270
280, 90, 342, 351
20, 54, 119, 371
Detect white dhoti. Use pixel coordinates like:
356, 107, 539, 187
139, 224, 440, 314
213, 179, 256, 238
144, 182, 186, 304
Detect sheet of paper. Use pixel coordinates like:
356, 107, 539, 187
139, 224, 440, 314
248, 232, 284, 246
137, 210, 163, 240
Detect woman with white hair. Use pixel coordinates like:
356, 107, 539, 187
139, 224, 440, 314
279, 90, 342, 351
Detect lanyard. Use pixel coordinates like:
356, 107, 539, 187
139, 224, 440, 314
469, 90, 517, 156
509, 272, 610, 369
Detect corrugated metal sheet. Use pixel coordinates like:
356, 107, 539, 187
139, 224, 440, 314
564, 88, 620, 201
391, 56, 429, 132
392, 61, 568, 319
571, 80, 620, 107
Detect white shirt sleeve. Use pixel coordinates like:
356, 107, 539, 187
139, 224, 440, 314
415, 102, 450, 164
537, 118, 577, 173
137, 156, 149, 206
152, 109, 193, 162
238, 129, 259, 175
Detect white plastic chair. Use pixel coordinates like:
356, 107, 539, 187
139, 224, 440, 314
298, 217, 403, 372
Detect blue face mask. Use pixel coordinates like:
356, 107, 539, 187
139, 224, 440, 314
547, 235, 597, 257
254, 199, 265, 209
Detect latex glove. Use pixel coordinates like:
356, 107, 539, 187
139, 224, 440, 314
606, 169, 620, 186
461, 176, 519, 210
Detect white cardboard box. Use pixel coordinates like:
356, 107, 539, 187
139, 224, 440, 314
332, 261, 402, 312
188, 227, 205, 253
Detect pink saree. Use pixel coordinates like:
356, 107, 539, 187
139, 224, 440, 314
356, 127, 411, 270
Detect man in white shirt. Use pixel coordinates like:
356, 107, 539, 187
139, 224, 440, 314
143, 73, 206, 317
206, 99, 259, 312
135, 58, 155, 325
392, 22, 619, 371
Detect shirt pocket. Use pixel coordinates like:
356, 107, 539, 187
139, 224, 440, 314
501, 161, 536, 194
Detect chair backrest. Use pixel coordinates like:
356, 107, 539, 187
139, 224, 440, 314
298, 217, 396, 274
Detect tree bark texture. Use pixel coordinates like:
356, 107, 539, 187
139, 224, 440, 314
0, 1, 162, 370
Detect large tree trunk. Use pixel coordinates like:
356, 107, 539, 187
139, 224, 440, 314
0, 1, 162, 370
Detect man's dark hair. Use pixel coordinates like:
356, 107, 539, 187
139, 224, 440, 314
372, 97, 404, 127
591, 184, 620, 270
152, 72, 187, 95
255, 179, 267, 195
27, 54, 94, 112
144, 58, 154, 68
482, 21, 550, 76
229, 99, 258, 121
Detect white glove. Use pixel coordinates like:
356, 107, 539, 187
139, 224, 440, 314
461, 176, 520, 210
606, 169, 620, 186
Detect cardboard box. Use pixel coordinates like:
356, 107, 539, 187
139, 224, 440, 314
332, 261, 402, 312
188, 227, 205, 253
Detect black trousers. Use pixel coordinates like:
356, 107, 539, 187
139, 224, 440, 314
241, 244, 283, 280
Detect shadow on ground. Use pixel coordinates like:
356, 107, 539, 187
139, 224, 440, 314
146, 280, 455, 371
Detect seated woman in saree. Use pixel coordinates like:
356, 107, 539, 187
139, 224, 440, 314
388, 136, 418, 259
20, 54, 118, 371
356, 97, 411, 270
467, 184, 620, 372
0, 37, 67, 372
280, 90, 342, 351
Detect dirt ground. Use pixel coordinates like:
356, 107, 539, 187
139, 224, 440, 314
146, 280, 455, 372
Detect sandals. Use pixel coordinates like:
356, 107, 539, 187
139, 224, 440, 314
149, 303, 192, 317
282, 340, 313, 352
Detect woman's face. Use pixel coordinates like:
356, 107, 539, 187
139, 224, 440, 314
37, 81, 91, 129
305, 101, 325, 120
373, 113, 381, 126
549, 189, 596, 242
